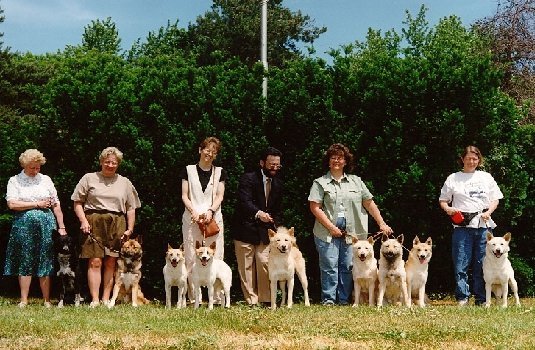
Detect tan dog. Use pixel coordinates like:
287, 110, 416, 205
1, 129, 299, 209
163, 244, 188, 309
483, 232, 520, 308
377, 234, 409, 307
108, 238, 150, 308
191, 241, 232, 309
351, 236, 378, 306
267, 227, 310, 309
405, 236, 432, 307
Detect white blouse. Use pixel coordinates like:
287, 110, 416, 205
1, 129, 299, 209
5, 171, 59, 203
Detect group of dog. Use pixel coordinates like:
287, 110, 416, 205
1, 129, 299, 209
353, 231, 520, 308
53, 226, 520, 309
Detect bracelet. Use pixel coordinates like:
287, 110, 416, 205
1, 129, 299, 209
58, 227, 65, 229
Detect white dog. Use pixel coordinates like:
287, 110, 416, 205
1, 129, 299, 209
191, 241, 232, 309
267, 227, 310, 309
163, 244, 188, 309
377, 234, 409, 307
405, 236, 432, 307
351, 236, 378, 306
483, 232, 520, 308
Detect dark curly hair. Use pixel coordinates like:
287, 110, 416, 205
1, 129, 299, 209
322, 143, 354, 172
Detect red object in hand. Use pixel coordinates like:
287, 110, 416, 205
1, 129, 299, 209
450, 211, 465, 225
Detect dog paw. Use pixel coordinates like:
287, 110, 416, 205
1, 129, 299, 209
57, 300, 64, 308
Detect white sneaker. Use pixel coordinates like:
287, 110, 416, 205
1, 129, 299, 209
43, 301, 52, 309
89, 300, 100, 308
458, 299, 469, 307
18, 302, 27, 308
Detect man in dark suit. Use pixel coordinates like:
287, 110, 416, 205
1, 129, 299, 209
233, 147, 283, 306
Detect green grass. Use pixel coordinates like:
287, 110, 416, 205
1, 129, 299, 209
0, 297, 534, 349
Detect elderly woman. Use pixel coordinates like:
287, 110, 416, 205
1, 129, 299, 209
439, 145, 503, 306
180, 137, 227, 301
72, 147, 141, 308
4, 149, 68, 308
308, 143, 393, 305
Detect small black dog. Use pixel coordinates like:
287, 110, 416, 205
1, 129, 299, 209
53, 231, 81, 307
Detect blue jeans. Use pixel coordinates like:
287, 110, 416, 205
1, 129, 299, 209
314, 236, 353, 305
452, 227, 487, 304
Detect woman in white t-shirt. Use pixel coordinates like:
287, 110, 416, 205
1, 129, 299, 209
439, 145, 503, 306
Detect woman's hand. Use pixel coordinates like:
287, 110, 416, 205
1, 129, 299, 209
443, 207, 458, 216
480, 211, 491, 222
328, 225, 344, 238
122, 229, 133, 240
79, 220, 91, 234
57, 227, 67, 236
378, 223, 393, 235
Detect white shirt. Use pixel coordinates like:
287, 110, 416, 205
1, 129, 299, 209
439, 170, 503, 228
6, 171, 59, 203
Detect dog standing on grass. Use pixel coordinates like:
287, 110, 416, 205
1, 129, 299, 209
351, 236, 378, 306
53, 231, 81, 307
163, 244, 188, 309
267, 226, 310, 310
108, 238, 150, 308
483, 232, 520, 308
191, 241, 232, 309
377, 234, 409, 307
405, 236, 432, 307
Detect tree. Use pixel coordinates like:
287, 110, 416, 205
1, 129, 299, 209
80, 17, 122, 55
157, 0, 326, 66
474, 0, 535, 124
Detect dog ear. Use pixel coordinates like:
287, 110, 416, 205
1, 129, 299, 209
367, 236, 375, 245
209, 241, 217, 250
486, 231, 494, 241
504, 232, 511, 242
425, 237, 432, 246
382, 233, 389, 242
167, 243, 173, 250
352, 237, 358, 244
396, 234, 404, 244
179, 243, 184, 251
288, 227, 295, 236
268, 229, 277, 238
195, 241, 201, 249
413, 236, 420, 245
135, 234, 143, 245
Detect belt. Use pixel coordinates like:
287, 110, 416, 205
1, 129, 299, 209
85, 209, 124, 216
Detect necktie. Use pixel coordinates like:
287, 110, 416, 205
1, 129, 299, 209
265, 178, 271, 206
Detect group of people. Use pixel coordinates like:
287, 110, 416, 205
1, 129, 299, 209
4, 140, 503, 308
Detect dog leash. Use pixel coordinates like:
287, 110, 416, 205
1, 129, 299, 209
87, 230, 121, 254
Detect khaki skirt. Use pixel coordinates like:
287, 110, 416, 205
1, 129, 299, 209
80, 211, 126, 258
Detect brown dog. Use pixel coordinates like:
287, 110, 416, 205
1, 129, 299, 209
108, 238, 150, 308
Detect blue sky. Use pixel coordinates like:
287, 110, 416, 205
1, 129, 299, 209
1, 0, 498, 59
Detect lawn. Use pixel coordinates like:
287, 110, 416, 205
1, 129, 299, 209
0, 297, 534, 349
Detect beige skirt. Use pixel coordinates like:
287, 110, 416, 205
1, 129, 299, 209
80, 211, 126, 258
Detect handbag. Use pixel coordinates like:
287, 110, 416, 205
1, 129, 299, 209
198, 215, 220, 237
197, 166, 220, 238
450, 211, 480, 226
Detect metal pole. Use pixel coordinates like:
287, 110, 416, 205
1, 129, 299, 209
261, 0, 268, 99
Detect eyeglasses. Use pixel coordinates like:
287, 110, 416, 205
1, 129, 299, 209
266, 164, 282, 170
202, 149, 217, 156
103, 161, 118, 166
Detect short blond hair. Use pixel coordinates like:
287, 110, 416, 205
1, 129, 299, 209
99, 147, 123, 164
19, 149, 46, 167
